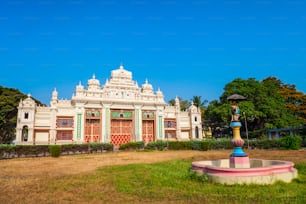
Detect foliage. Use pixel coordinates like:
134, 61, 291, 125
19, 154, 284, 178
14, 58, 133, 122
168, 97, 190, 111
191, 96, 208, 119
280, 135, 302, 150
0, 144, 49, 158
48, 145, 61, 157
208, 138, 233, 149
275, 78, 306, 123
168, 141, 192, 150
142, 139, 295, 151
144, 140, 167, 150
190, 140, 210, 151
0, 86, 44, 144
191, 96, 208, 108
0, 143, 113, 159
294, 162, 306, 174
205, 77, 304, 139
248, 139, 281, 149
119, 141, 144, 150
90, 143, 113, 152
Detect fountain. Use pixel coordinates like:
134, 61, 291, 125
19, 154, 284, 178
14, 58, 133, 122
191, 94, 298, 185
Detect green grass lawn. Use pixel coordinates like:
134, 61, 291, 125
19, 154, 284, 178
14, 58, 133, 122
41, 159, 306, 203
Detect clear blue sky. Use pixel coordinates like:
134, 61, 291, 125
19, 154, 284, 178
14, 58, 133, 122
0, 0, 305, 105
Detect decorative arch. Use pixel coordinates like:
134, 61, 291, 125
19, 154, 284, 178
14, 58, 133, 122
22, 126, 29, 142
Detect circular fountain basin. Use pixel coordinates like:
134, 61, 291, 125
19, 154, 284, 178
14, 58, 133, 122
191, 159, 297, 185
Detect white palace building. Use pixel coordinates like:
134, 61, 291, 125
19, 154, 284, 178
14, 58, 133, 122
16, 65, 203, 146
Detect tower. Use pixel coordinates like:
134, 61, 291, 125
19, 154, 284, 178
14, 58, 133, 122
188, 102, 203, 139
16, 94, 36, 144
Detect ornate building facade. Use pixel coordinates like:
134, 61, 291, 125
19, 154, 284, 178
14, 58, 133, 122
16, 65, 202, 146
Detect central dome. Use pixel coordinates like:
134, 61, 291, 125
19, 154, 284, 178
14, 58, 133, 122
111, 64, 132, 80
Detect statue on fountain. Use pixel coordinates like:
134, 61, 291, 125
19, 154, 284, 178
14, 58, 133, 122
231, 101, 241, 122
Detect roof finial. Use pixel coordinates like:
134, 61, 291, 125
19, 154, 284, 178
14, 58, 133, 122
92, 73, 96, 79
120, 63, 124, 70
145, 78, 148, 84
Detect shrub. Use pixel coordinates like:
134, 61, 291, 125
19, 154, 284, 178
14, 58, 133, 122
119, 141, 144, 150
61, 144, 74, 154
280, 135, 302, 150
168, 141, 191, 150
209, 138, 232, 150
90, 143, 113, 152
145, 140, 167, 150
190, 140, 210, 151
49, 145, 61, 157
0, 144, 15, 159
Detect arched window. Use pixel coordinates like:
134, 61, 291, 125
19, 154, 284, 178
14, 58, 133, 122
24, 112, 29, 119
195, 126, 199, 139
194, 116, 197, 122
22, 126, 28, 142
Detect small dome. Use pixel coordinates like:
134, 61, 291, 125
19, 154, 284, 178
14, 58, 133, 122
188, 102, 198, 113
21, 93, 35, 107
87, 74, 100, 90
156, 88, 163, 96
141, 79, 153, 94
76, 81, 84, 91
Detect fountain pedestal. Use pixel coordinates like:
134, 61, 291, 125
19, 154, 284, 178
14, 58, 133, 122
230, 156, 250, 168
230, 122, 250, 168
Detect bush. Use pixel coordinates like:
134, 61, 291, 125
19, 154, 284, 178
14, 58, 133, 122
280, 135, 302, 150
145, 140, 167, 151
90, 143, 114, 152
49, 145, 61, 157
119, 141, 144, 150
168, 141, 191, 150
0, 144, 14, 159
209, 138, 232, 150
190, 140, 210, 151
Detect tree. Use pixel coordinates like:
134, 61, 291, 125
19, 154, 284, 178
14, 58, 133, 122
276, 82, 306, 123
262, 77, 305, 126
204, 100, 229, 129
168, 97, 189, 111
191, 95, 208, 120
0, 86, 44, 143
205, 77, 304, 139
191, 96, 207, 108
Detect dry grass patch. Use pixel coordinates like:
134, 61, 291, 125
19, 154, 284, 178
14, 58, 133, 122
0, 149, 305, 203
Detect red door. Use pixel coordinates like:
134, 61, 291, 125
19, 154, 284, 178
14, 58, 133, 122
111, 120, 133, 146
142, 120, 154, 144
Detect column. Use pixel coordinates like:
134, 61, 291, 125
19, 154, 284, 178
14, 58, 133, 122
134, 107, 142, 141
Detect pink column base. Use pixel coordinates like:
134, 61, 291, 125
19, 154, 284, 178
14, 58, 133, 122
230, 156, 250, 168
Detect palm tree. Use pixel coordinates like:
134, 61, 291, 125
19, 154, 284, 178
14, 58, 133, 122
191, 96, 207, 108
191, 96, 208, 120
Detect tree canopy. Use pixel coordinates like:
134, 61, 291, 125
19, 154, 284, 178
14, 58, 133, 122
205, 77, 305, 138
